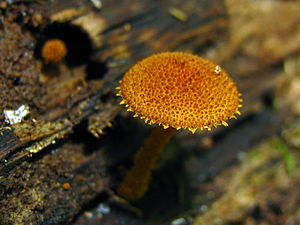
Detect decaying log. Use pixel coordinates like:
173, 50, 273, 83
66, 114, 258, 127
0, 0, 300, 224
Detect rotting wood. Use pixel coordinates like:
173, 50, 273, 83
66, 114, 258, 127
0, 0, 300, 224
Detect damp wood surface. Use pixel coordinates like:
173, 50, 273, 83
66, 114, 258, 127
0, 0, 300, 225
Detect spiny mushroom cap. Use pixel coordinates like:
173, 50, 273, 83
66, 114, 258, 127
118, 52, 242, 133
41, 39, 67, 63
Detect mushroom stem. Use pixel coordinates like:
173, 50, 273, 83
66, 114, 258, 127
118, 126, 177, 200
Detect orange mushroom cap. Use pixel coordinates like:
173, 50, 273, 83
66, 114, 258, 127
117, 52, 242, 133
41, 39, 67, 63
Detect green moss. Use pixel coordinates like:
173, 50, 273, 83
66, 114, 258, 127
271, 138, 297, 174
248, 148, 259, 159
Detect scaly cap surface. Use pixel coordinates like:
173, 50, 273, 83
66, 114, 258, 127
41, 39, 67, 63
117, 52, 242, 133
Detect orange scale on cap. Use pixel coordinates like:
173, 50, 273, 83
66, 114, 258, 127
118, 52, 242, 131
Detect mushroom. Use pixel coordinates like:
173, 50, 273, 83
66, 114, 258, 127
41, 39, 67, 64
116, 52, 242, 200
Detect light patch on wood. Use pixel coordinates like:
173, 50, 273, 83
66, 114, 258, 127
50, 7, 87, 22
169, 7, 188, 22
72, 12, 106, 47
